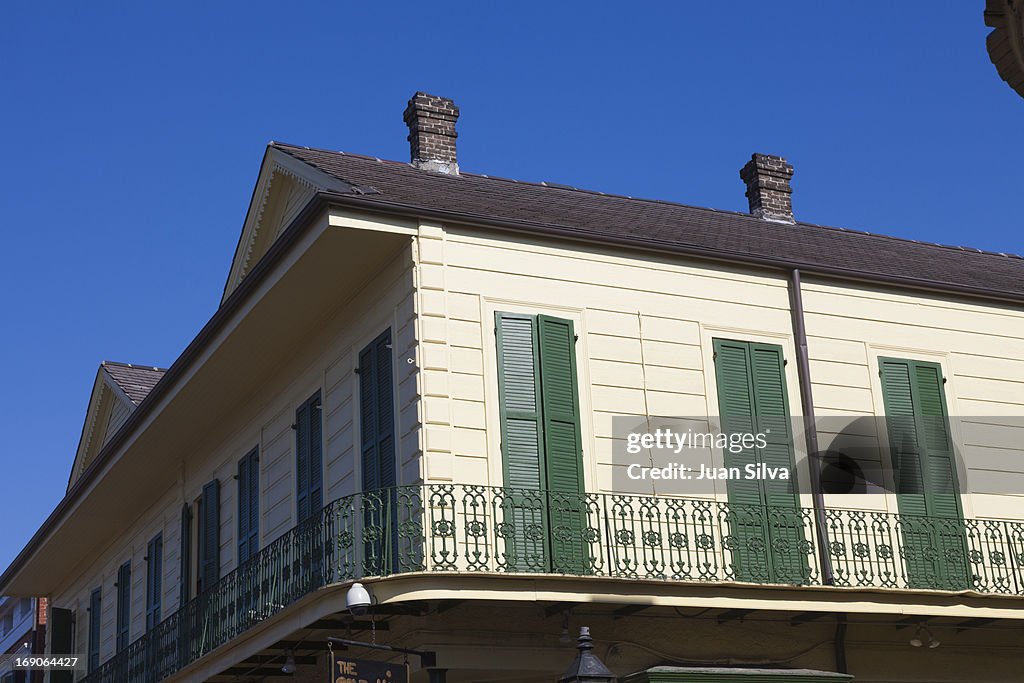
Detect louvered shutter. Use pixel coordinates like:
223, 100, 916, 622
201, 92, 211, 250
179, 503, 191, 609
146, 534, 163, 630
748, 342, 806, 583
238, 455, 250, 563
359, 343, 380, 491
496, 313, 544, 490
308, 396, 323, 514
360, 334, 394, 493
375, 332, 396, 491
198, 480, 220, 593
912, 363, 960, 518
296, 393, 322, 522
714, 340, 763, 508
296, 399, 310, 522
536, 315, 586, 572
495, 313, 545, 571
714, 339, 805, 583
749, 343, 800, 509
359, 333, 396, 573
237, 449, 260, 564
248, 451, 260, 553
116, 561, 131, 651
50, 607, 74, 683
880, 357, 966, 589
537, 316, 584, 494
880, 359, 928, 516
87, 588, 101, 672
715, 339, 769, 582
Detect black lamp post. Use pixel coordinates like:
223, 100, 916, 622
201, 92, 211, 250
559, 627, 616, 683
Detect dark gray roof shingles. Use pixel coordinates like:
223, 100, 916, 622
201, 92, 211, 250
272, 142, 1024, 299
102, 361, 167, 405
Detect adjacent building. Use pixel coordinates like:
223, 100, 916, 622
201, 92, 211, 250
0, 596, 46, 683
1, 92, 1023, 683
985, 0, 1024, 97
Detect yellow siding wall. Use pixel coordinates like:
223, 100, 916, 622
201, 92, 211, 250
420, 225, 803, 500
801, 278, 1024, 520
423, 224, 1024, 523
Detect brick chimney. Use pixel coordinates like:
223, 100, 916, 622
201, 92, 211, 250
403, 92, 460, 175
739, 153, 795, 223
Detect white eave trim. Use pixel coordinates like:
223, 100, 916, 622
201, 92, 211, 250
222, 146, 353, 303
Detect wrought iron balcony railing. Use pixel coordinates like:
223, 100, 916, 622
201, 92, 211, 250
79, 485, 1024, 682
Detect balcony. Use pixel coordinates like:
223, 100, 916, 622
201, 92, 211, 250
79, 485, 1024, 682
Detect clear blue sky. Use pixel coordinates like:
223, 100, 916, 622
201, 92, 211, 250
1, 2, 1020, 574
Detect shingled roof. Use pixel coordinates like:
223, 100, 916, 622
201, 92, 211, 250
271, 143, 1024, 301
985, 0, 1024, 99
101, 361, 166, 405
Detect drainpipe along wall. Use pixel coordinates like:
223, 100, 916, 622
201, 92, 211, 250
788, 268, 835, 585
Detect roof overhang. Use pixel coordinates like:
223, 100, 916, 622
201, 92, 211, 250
1, 201, 414, 596
222, 146, 359, 303
986, 0, 1024, 98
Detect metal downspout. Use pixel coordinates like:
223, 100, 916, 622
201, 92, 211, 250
834, 613, 849, 674
788, 268, 835, 585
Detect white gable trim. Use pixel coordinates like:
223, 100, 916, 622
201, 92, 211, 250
67, 368, 140, 491
222, 146, 353, 303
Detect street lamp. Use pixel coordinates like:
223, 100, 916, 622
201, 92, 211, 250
559, 627, 616, 683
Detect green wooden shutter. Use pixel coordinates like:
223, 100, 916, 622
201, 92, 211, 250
116, 561, 131, 651
537, 315, 586, 573
87, 587, 101, 672
49, 607, 74, 683
748, 342, 806, 583
238, 455, 250, 562
496, 313, 546, 571
879, 357, 966, 589
359, 342, 380, 491
146, 534, 162, 630
178, 503, 191, 609
714, 339, 805, 584
296, 392, 323, 522
537, 315, 584, 495
308, 395, 323, 514
359, 331, 397, 573
496, 313, 544, 490
880, 359, 927, 515
237, 448, 260, 564
495, 312, 586, 573
198, 480, 219, 594
913, 363, 960, 518
296, 398, 311, 521
880, 357, 964, 518
714, 340, 763, 507
360, 331, 396, 492
715, 339, 770, 582
375, 332, 396, 491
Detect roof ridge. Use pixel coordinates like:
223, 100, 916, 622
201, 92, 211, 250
101, 360, 168, 373
272, 142, 1023, 262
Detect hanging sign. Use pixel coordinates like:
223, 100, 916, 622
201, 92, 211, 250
329, 650, 409, 683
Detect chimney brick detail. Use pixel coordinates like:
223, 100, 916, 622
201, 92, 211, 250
739, 153, 794, 223
403, 92, 460, 175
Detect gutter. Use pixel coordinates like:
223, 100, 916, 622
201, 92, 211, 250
318, 191, 1024, 307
